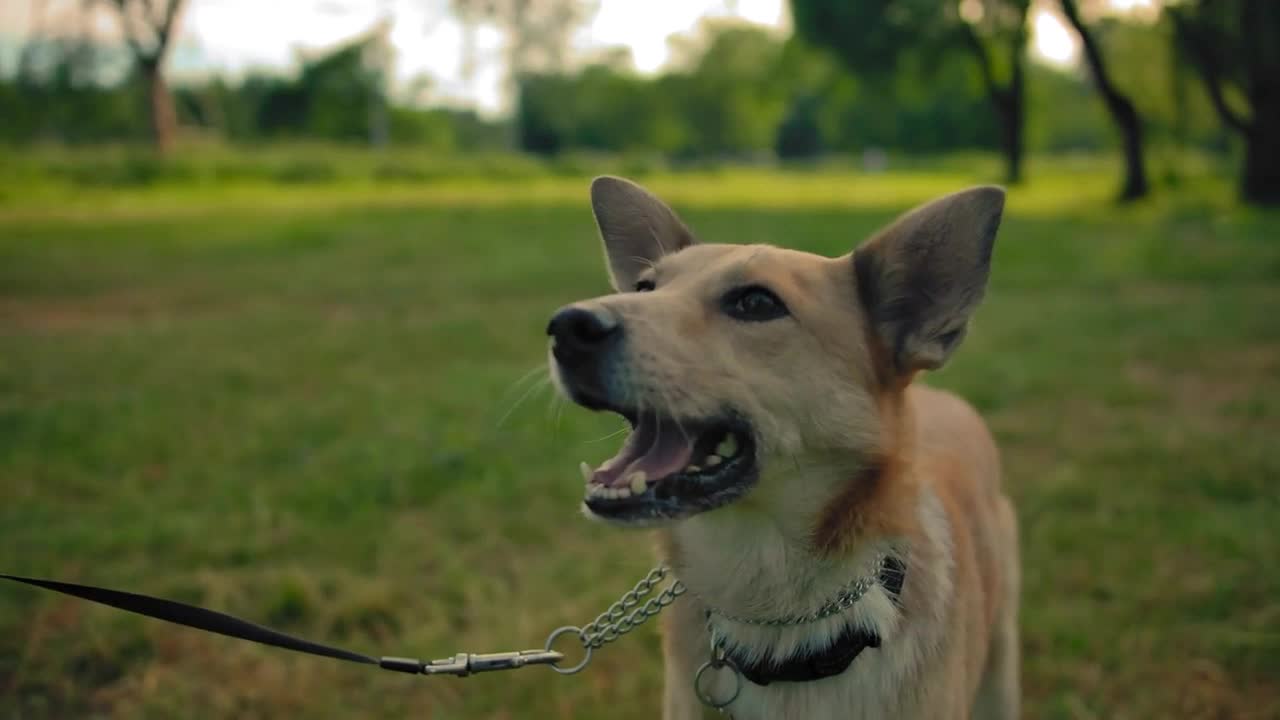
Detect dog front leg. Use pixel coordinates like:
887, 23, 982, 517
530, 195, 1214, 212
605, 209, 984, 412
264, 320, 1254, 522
662, 595, 712, 720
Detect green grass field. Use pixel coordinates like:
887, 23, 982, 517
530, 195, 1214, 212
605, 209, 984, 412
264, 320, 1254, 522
1, 161, 1277, 719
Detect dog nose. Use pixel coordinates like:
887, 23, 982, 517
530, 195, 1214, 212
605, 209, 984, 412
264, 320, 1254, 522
547, 306, 620, 363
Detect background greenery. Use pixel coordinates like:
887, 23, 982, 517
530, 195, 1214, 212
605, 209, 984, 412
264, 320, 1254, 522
0, 10, 1229, 161
1, 156, 1277, 718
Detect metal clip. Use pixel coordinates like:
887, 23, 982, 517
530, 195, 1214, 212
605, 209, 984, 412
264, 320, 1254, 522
419, 650, 565, 677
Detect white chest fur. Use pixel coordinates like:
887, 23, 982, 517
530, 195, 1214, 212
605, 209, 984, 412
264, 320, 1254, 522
668, 485, 954, 720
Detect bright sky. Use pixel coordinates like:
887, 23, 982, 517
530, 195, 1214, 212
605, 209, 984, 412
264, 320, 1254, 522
3, 0, 1096, 114
167, 0, 792, 111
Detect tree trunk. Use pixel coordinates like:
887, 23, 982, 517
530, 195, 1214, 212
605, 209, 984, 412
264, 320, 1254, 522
995, 93, 1023, 186
1060, 0, 1148, 201
1004, 45, 1025, 186
1242, 107, 1280, 205
142, 59, 177, 153
1240, 0, 1280, 205
957, 19, 1026, 186
1113, 97, 1148, 200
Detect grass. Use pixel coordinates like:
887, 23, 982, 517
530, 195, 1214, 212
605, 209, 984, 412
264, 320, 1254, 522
1, 158, 1277, 719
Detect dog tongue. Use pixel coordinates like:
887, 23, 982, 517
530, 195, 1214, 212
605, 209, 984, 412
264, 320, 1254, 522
593, 414, 695, 487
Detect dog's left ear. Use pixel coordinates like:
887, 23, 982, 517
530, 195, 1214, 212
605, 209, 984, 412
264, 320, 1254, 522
590, 176, 698, 292
853, 186, 1005, 374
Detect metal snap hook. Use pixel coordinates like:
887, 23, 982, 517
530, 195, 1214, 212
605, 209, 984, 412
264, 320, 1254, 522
544, 626, 593, 675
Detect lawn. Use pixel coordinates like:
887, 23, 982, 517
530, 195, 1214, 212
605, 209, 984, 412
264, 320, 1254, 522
1, 161, 1277, 719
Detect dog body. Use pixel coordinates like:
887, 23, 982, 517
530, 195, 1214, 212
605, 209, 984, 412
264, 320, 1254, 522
549, 178, 1019, 719
659, 382, 1019, 720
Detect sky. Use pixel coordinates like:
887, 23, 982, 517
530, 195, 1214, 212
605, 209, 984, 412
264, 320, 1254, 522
170, 0, 793, 111
1, 0, 1106, 115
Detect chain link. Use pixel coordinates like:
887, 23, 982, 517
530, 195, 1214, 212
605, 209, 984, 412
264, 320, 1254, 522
705, 554, 887, 627
578, 566, 686, 650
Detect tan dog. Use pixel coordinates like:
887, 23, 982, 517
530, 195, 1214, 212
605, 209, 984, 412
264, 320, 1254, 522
548, 177, 1019, 720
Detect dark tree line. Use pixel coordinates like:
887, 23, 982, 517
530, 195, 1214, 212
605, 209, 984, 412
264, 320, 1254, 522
790, 0, 1280, 205
4, 0, 1279, 205
1059, 0, 1148, 200
1171, 0, 1280, 205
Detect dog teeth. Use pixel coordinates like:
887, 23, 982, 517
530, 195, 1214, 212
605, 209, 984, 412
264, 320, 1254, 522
615, 486, 632, 499
580, 462, 594, 483
716, 435, 738, 457
705, 454, 722, 467
685, 464, 701, 474
628, 471, 647, 494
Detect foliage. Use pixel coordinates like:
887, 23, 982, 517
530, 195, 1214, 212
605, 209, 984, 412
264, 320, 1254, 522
0, 2, 1258, 182
792, 0, 1031, 183
513, 21, 1006, 159
1170, 0, 1280, 204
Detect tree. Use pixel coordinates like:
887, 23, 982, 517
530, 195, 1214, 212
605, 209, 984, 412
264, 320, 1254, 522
791, 0, 1030, 184
102, 0, 186, 153
1059, 0, 1149, 200
450, 0, 597, 108
664, 21, 789, 158
957, 0, 1030, 184
1169, 0, 1280, 205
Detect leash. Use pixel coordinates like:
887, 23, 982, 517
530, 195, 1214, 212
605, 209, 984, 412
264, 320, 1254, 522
3, 557, 898, 715
0, 569, 684, 679
2, 567, 744, 714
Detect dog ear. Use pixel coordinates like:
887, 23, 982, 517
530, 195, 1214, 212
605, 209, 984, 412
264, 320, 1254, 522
853, 186, 1005, 374
590, 176, 698, 291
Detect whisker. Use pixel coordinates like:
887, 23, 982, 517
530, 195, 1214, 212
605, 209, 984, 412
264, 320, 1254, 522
584, 425, 629, 444
502, 364, 550, 396
497, 374, 551, 429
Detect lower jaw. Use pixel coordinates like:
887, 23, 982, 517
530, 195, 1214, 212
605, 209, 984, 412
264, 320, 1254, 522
581, 464, 759, 526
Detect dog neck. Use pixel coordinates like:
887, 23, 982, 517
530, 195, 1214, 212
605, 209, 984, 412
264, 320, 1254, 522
660, 449, 918, 639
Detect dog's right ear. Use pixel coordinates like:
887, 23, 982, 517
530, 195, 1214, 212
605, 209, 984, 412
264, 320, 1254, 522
590, 176, 698, 292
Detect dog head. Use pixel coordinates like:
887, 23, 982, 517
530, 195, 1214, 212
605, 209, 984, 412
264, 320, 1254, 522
549, 177, 1004, 526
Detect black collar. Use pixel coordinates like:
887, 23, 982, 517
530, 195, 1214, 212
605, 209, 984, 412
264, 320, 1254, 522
724, 555, 906, 686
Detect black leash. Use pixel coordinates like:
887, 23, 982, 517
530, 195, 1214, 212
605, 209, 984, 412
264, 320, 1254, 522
0, 573, 564, 677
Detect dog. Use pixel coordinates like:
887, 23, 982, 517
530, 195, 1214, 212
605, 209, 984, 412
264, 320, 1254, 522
547, 177, 1019, 720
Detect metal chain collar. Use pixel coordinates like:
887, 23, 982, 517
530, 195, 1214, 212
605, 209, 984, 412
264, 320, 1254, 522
542, 553, 888, 676
702, 553, 889, 627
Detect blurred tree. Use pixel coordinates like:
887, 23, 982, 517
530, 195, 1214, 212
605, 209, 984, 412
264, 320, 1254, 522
1099, 16, 1223, 153
1169, 0, 1280, 205
15, 0, 52, 82
101, 0, 186, 153
664, 22, 788, 158
450, 0, 597, 107
776, 94, 824, 160
252, 29, 391, 143
1059, 0, 1148, 200
514, 21, 790, 158
1025, 61, 1109, 153
791, 0, 1030, 183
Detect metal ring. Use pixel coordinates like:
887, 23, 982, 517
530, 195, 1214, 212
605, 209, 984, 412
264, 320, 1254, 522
544, 626, 593, 675
694, 659, 742, 710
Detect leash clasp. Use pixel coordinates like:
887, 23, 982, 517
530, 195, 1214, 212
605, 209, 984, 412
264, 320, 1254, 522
418, 649, 565, 677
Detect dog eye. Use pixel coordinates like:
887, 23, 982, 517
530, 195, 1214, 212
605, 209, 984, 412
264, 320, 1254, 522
723, 286, 789, 322
634, 279, 656, 292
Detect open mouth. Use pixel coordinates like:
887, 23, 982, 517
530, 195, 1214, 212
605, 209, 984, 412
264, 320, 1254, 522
579, 410, 759, 524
